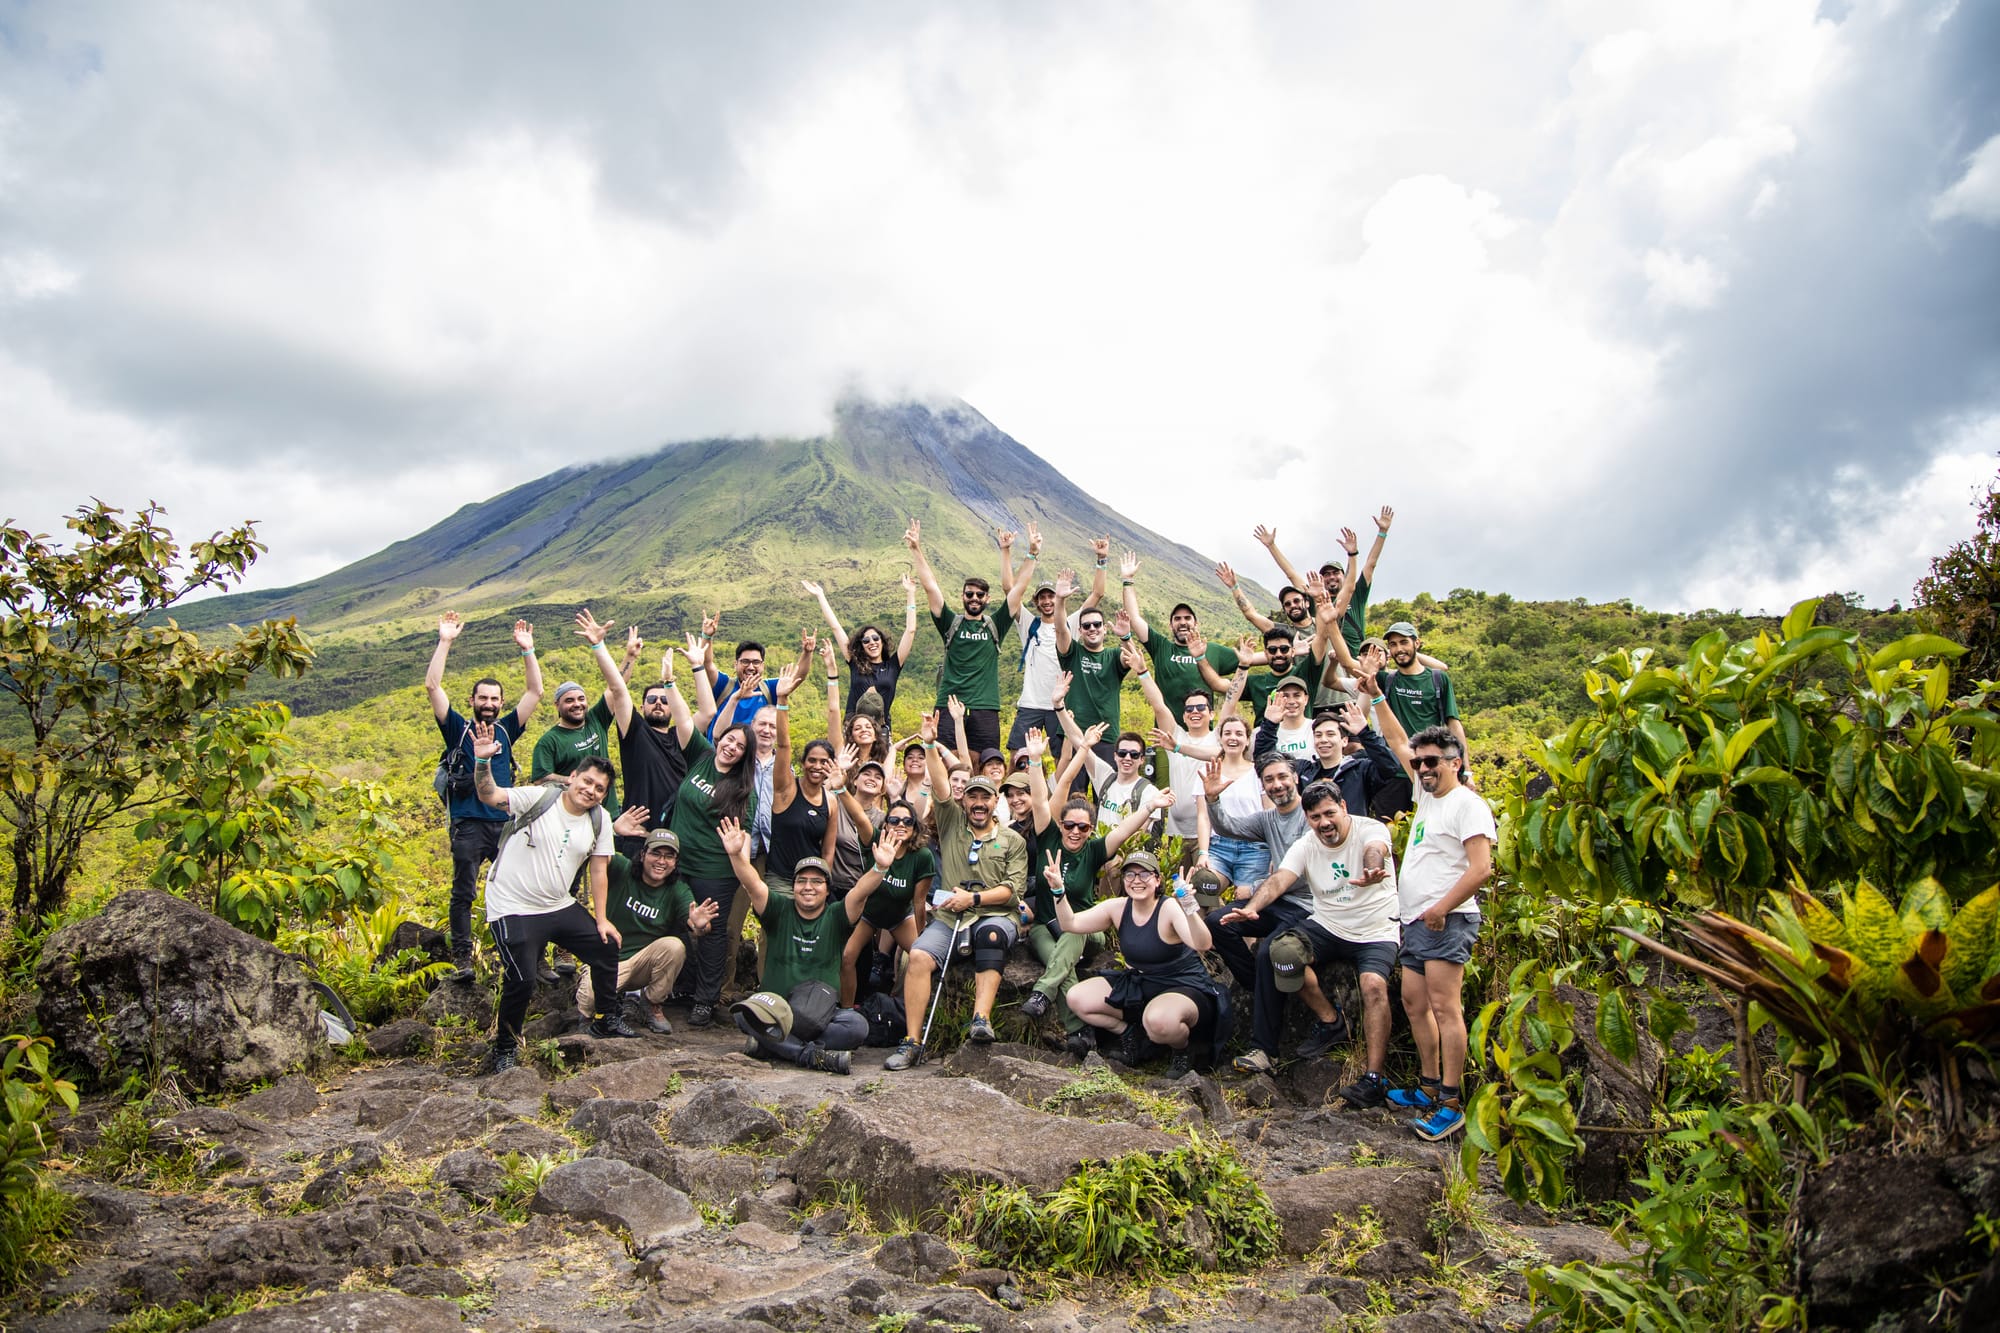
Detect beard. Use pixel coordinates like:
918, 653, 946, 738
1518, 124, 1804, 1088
472, 702, 502, 722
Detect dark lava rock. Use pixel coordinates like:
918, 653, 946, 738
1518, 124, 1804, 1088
530, 1156, 701, 1251
668, 1079, 784, 1148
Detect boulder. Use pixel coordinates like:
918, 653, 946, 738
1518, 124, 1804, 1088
485, 1122, 575, 1159
1798, 1151, 1974, 1327
585, 1116, 675, 1179
433, 1150, 506, 1201
363, 1019, 435, 1059
234, 1074, 323, 1123
416, 978, 493, 1030
1260, 1166, 1443, 1257
788, 1077, 1180, 1220
874, 1232, 960, 1280
546, 1052, 697, 1109
473, 1064, 549, 1115
943, 1048, 1079, 1108
375, 921, 451, 969
530, 1157, 702, 1251
568, 1098, 657, 1141
377, 1095, 514, 1155
667, 1080, 783, 1148
119, 1201, 462, 1306
1554, 984, 1665, 1201
203, 1291, 464, 1332
655, 1147, 760, 1204
36, 890, 324, 1093
1515, 1222, 1631, 1267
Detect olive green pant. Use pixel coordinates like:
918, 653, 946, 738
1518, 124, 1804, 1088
1027, 925, 1102, 1034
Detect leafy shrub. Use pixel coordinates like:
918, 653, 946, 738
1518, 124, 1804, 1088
956, 1134, 1278, 1279
1, 1034, 79, 1295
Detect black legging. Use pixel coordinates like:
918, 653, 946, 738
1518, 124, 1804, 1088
687, 875, 740, 1006
490, 904, 618, 1048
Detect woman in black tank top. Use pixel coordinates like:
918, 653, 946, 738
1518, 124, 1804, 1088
803, 574, 919, 721
1047, 850, 1231, 1074
767, 739, 837, 889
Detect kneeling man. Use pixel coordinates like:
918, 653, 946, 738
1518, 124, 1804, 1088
575, 815, 719, 1033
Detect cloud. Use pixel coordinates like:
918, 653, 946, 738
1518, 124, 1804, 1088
0, 0, 1995, 615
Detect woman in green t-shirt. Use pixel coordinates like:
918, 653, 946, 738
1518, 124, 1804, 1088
840, 798, 934, 1005
669, 719, 759, 1027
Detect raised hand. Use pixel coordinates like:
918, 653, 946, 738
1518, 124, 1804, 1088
1051, 670, 1072, 708
900, 571, 917, 596
1023, 727, 1047, 762
774, 658, 806, 700
818, 640, 837, 674
1025, 522, 1043, 557
903, 519, 922, 551
1340, 527, 1360, 558
918, 710, 939, 744
800, 579, 824, 599
1376, 504, 1394, 534
701, 609, 719, 637
1043, 849, 1066, 892
437, 611, 463, 642
612, 806, 651, 838
1081, 721, 1109, 749
684, 630, 707, 662
1146, 726, 1174, 751
660, 647, 677, 681
1184, 629, 1208, 658
946, 694, 966, 722
1054, 569, 1078, 600
837, 743, 861, 779
1113, 610, 1132, 638
1119, 549, 1140, 580
1238, 633, 1260, 657
512, 619, 535, 652
1202, 756, 1226, 800
1337, 698, 1368, 735
800, 627, 817, 657
718, 817, 749, 859
1252, 524, 1277, 549
874, 823, 909, 868
1214, 561, 1237, 589
574, 608, 613, 645
687, 897, 721, 934
1119, 640, 1146, 674
1089, 534, 1111, 562
995, 527, 1016, 550
470, 721, 502, 760
1305, 570, 1327, 601
1148, 787, 1177, 813
626, 623, 644, 656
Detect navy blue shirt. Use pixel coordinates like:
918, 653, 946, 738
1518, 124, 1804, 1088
438, 707, 526, 823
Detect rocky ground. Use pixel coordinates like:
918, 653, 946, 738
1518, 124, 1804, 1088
6, 968, 1633, 1333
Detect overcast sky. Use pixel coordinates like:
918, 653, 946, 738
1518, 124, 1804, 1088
3, 1, 1997, 613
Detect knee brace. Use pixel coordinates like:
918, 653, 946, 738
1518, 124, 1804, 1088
972, 920, 1010, 972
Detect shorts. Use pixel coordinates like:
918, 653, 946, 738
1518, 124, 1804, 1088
861, 895, 916, 932
1297, 919, 1398, 980
1398, 913, 1481, 971
913, 913, 1018, 969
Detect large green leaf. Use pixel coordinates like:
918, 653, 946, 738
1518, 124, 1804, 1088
1899, 877, 1951, 932
1781, 597, 1820, 642
1845, 881, 1911, 970
1722, 718, 1777, 774
1943, 886, 2000, 999
1595, 988, 1639, 1065
1867, 634, 1966, 672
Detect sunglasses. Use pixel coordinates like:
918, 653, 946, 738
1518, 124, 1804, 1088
1116, 748, 1145, 759
1412, 755, 1451, 770
967, 838, 985, 865
1080, 621, 1105, 631
643, 694, 671, 705
1060, 820, 1093, 832
1184, 702, 1211, 713
885, 815, 915, 827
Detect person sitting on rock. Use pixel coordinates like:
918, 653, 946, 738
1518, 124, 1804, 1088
839, 797, 934, 1005
574, 811, 720, 1035
1216, 782, 1398, 1105
883, 710, 1029, 1070
468, 721, 629, 1073
719, 817, 884, 1075
1050, 849, 1229, 1080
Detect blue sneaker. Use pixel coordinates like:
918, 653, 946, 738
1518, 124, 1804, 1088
1412, 1102, 1465, 1141
1387, 1083, 1439, 1111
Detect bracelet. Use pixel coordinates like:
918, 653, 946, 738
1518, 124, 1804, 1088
1120, 579, 1134, 586
1371, 695, 1386, 706
823, 784, 846, 795
773, 704, 789, 712
1119, 632, 1133, 641
474, 757, 492, 767
972, 891, 983, 907
1094, 559, 1108, 569
1345, 550, 1359, 559
521, 649, 533, 657
593, 641, 613, 654
906, 604, 917, 612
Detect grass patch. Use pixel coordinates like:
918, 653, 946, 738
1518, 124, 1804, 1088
107, 1287, 298, 1332
954, 1133, 1278, 1280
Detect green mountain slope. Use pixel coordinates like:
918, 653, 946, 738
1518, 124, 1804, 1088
182, 398, 1272, 716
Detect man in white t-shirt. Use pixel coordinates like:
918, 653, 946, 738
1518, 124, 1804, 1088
1008, 554, 1106, 752
471, 721, 630, 1072
1255, 676, 1315, 763
1218, 783, 1397, 1103
1383, 723, 1495, 1141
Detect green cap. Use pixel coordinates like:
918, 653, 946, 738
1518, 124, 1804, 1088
730, 992, 793, 1036
1268, 930, 1314, 994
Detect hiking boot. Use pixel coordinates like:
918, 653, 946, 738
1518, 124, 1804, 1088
590, 1014, 641, 1040
1019, 991, 1053, 1021
1167, 1047, 1195, 1080
868, 952, 898, 992
688, 1004, 716, 1029
1294, 1014, 1351, 1060
1064, 1030, 1095, 1060
536, 957, 559, 985
799, 1043, 852, 1075
484, 1042, 519, 1074
553, 953, 577, 977
1412, 1101, 1467, 1141
967, 1016, 997, 1044
1232, 1048, 1276, 1076
1337, 1071, 1389, 1108
450, 950, 475, 984
1387, 1081, 1440, 1111
1117, 1024, 1145, 1067
883, 1038, 926, 1071
645, 1010, 674, 1035
743, 1036, 766, 1057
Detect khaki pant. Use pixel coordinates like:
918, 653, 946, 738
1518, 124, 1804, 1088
576, 935, 687, 1017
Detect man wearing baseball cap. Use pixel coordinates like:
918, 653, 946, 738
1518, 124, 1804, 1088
720, 823, 885, 1074
577, 822, 719, 1034
1009, 550, 1107, 752
1254, 676, 1315, 765
885, 710, 1030, 1069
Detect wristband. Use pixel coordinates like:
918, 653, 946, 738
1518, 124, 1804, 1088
1095, 558, 1108, 569
593, 641, 613, 654
521, 649, 534, 657
773, 704, 789, 712
906, 604, 917, 612
1120, 579, 1134, 586
823, 784, 846, 795
1370, 695, 1385, 706
474, 757, 492, 767
1119, 632, 1133, 641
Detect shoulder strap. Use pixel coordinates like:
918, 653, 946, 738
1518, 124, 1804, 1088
487, 784, 565, 877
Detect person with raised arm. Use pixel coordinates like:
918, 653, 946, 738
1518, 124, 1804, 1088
532, 618, 646, 814
1132, 630, 1223, 846
838, 796, 933, 1006
882, 708, 1028, 1070
427, 612, 544, 980
1199, 711, 1267, 890
907, 517, 1034, 756
1118, 548, 1241, 716
1051, 848, 1228, 1079
1009, 543, 1108, 752
824, 637, 893, 768
719, 814, 880, 1074
575, 805, 721, 1034
1216, 782, 1399, 1103
1199, 753, 1313, 995
1054, 599, 1130, 776
466, 719, 623, 1073
802, 572, 920, 722
598, 621, 712, 861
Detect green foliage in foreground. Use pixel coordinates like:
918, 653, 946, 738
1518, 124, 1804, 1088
955, 1134, 1279, 1280
0, 1034, 79, 1297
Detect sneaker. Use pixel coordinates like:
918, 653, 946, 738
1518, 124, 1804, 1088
1387, 1082, 1440, 1111
536, 960, 559, 985
1337, 1071, 1389, 1108
590, 1014, 641, 1040
645, 1010, 674, 1035
450, 951, 475, 984
1412, 1101, 1466, 1141
1231, 1048, 1276, 1076
688, 1004, 716, 1029
1064, 1031, 1095, 1060
799, 1043, 852, 1075
1294, 1015, 1351, 1060
868, 953, 898, 992
1167, 1048, 1194, 1080
484, 1043, 519, 1074
967, 1016, 997, 1044
1020, 992, 1053, 1021
883, 1038, 926, 1071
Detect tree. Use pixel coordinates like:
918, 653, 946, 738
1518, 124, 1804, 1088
1915, 458, 2000, 690
0, 503, 313, 920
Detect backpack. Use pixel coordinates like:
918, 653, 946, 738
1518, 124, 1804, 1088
787, 980, 839, 1041
432, 722, 477, 805
487, 781, 606, 881
858, 991, 907, 1046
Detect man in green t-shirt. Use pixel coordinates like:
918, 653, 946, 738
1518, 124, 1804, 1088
1053, 598, 1128, 774
722, 821, 885, 1074
1119, 548, 1240, 709
574, 821, 718, 1033
1379, 621, 1466, 769
530, 619, 645, 815
906, 516, 1035, 756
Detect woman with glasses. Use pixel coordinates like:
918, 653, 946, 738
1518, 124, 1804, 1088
1050, 849, 1229, 1078
839, 797, 933, 1005
802, 573, 920, 722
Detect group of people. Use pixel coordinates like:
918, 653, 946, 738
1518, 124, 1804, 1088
425, 507, 1492, 1141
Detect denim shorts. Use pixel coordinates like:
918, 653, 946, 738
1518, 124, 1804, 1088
1397, 913, 1481, 971
1205, 834, 1270, 888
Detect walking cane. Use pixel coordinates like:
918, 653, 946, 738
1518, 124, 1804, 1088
920, 919, 968, 1045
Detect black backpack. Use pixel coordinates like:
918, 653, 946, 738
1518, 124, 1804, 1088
433, 721, 477, 805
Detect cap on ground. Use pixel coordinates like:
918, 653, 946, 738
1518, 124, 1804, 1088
1269, 930, 1313, 993
731, 991, 793, 1036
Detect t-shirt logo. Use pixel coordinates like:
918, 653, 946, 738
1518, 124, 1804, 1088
1410, 820, 1427, 847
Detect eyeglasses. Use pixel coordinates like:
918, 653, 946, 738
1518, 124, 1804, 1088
1115, 748, 1145, 759
1412, 755, 1450, 770
1183, 702, 1211, 713
885, 815, 915, 828
1079, 621, 1104, 631
643, 694, 671, 705
1060, 820, 1093, 832
643, 848, 678, 859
